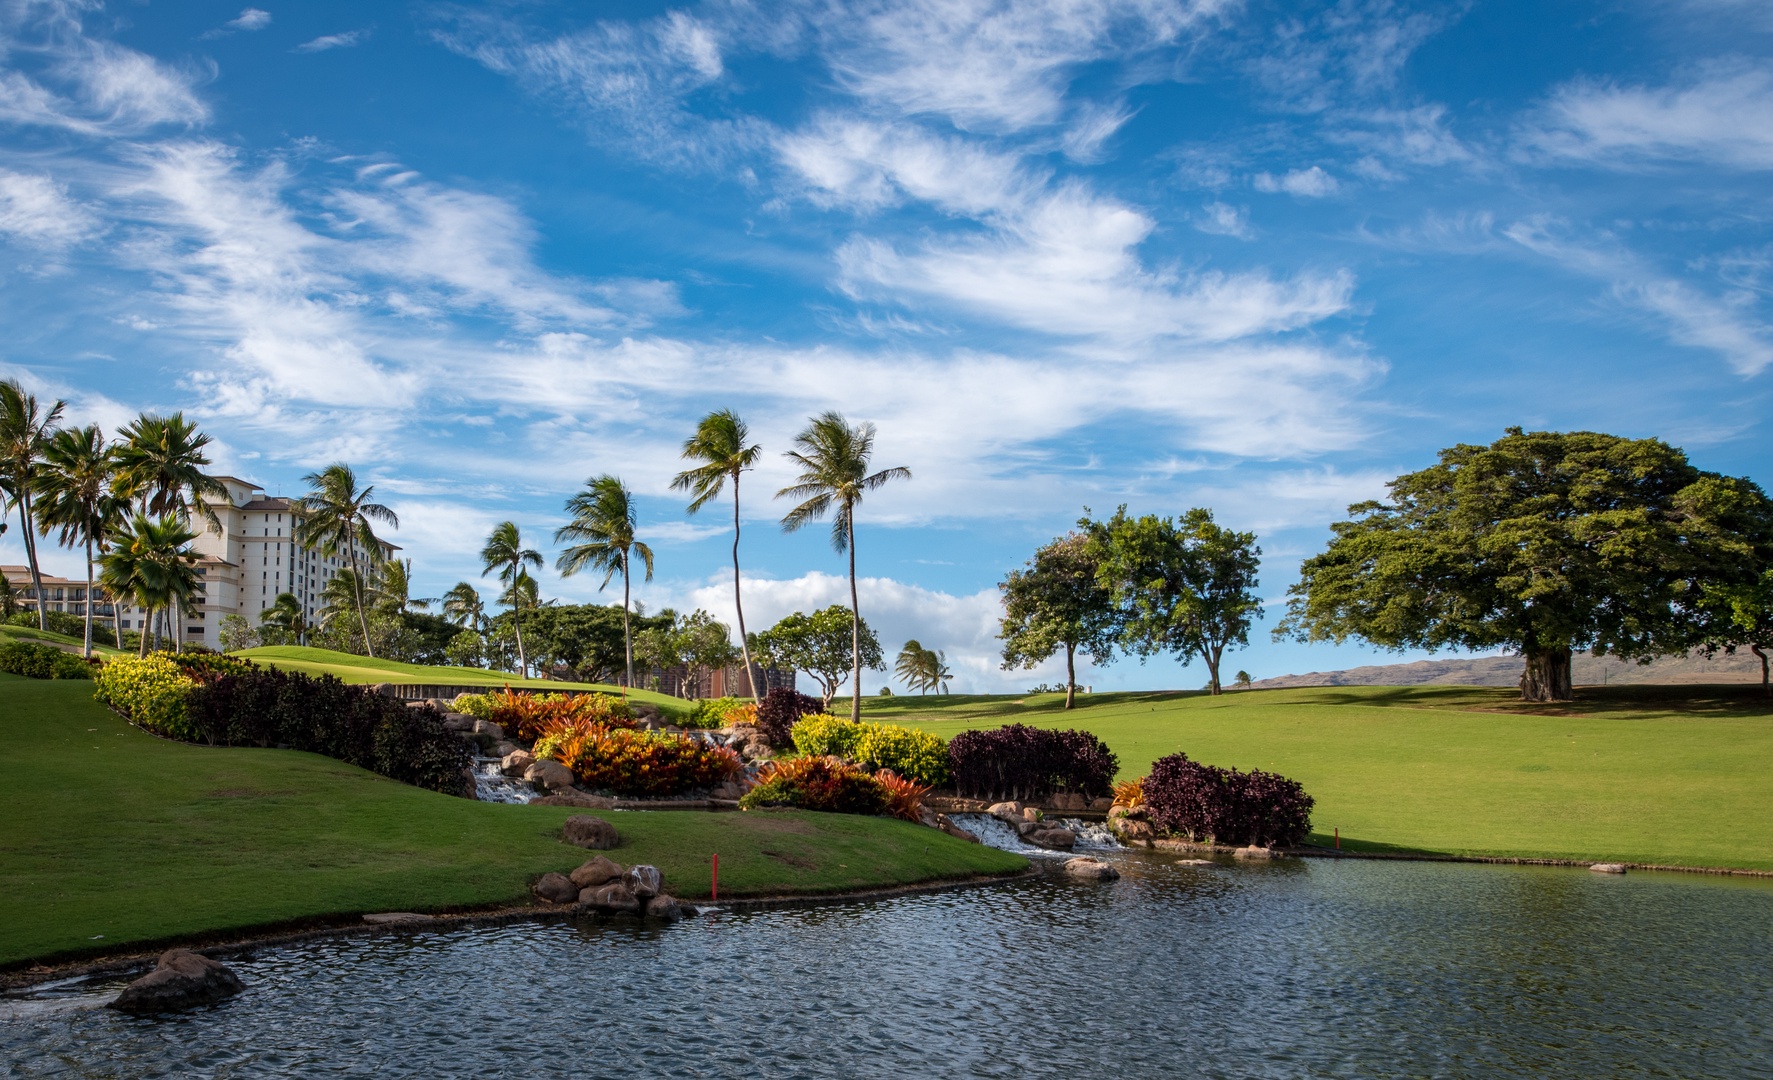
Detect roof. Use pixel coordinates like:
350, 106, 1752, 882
210, 475, 262, 489
238, 498, 295, 512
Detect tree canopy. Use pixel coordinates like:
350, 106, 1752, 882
752, 605, 884, 709
998, 530, 1118, 709
1277, 428, 1773, 701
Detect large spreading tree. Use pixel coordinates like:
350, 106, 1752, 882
1278, 428, 1772, 702
998, 531, 1119, 708
752, 605, 884, 710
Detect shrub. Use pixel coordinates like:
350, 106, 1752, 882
534, 717, 741, 797
1141, 752, 1314, 848
8, 609, 116, 644
874, 769, 929, 823
179, 668, 472, 795
739, 755, 888, 816
165, 651, 256, 681
486, 690, 635, 742
1112, 778, 1143, 809
790, 713, 864, 757
93, 655, 195, 738
683, 696, 740, 729
947, 724, 1118, 802
451, 692, 493, 720
754, 688, 823, 746
0, 639, 96, 680
854, 724, 950, 787
723, 701, 758, 727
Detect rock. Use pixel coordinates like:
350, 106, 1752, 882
501, 749, 536, 777
987, 801, 1024, 824
492, 741, 521, 759
1054, 792, 1084, 811
532, 872, 580, 904
1027, 828, 1076, 850
1063, 858, 1120, 882
645, 894, 683, 922
570, 856, 625, 889
525, 759, 576, 792
472, 719, 506, 740
1089, 797, 1114, 811
936, 814, 980, 843
1014, 820, 1040, 837
108, 949, 245, 1012
1107, 805, 1133, 820
561, 815, 619, 850
623, 864, 663, 900
1233, 845, 1275, 860
362, 912, 434, 925
1590, 863, 1628, 874
579, 882, 642, 915
442, 713, 475, 732
1115, 819, 1155, 843
918, 807, 941, 828
1022, 807, 1044, 823
1175, 858, 1215, 866
532, 790, 617, 809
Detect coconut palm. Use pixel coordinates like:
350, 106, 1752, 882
777, 412, 911, 722
671, 409, 765, 703
0, 379, 65, 632
33, 424, 119, 656
259, 591, 307, 645
99, 515, 200, 655
480, 522, 542, 677
111, 412, 229, 527
896, 639, 934, 694
555, 475, 654, 689
293, 464, 397, 658
441, 581, 486, 632
374, 557, 433, 615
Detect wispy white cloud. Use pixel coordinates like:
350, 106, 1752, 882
0, 4, 209, 134
0, 169, 101, 247
295, 30, 369, 54
1192, 200, 1254, 238
1524, 63, 1773, 169
230, 9, 273, 32
1253, 164, 1339, 196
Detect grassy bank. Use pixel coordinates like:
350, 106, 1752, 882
0, 676, 1023, 967
0, 623, 125, 657
868, 684, 1773, 871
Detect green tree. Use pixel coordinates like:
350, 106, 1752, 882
259, 591, 307, 645
1701, 569, 1773, 696
1092, 507, 1262, 696
896, 638, 935, 694
293, 464, 398, 658
672, 409, 765, 703
110, 413, 228, 526
373, 558, 433, 616
776, 412, 911, 722
33, 424, 120, 657
0, 378, 65, 633
444, 628, 485, 668
1234, 670, 1253, 689
678, 609, 739, 696
1278, 428, 1771, 702
555, 476, 654, 689
480, 522, 542, 676
218, 613, 260, 652
999, 530, 1119, 709
753, 605, 884, 710
99, 514, 200, 655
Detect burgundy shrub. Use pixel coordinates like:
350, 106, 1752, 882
754, 688, 823, 747
1142, 752, 1313, 848
947, 723, 1118, 802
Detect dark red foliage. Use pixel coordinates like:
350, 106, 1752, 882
1141, 752, 1314, 848
946, 724, 1118, 802
754, 688, 822, 747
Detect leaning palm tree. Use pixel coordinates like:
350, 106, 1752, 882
0, 379, 65, 632
555, 476, 654, 689
441, 581, 487, 632
33, 424, 119, 657
259, 591, 307, 645
480, 522, 542, 677
672, 410, 765, 702
99, 515, 200, 655
896, 639, 934, 694
777, 412, 911, 722
293, 464, 398, 658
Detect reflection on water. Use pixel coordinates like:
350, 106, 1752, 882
4, 854, 1770, 1079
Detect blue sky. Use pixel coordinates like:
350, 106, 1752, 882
2, 0, 1770, 691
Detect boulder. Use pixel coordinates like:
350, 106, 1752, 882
501, 749, 536, 777
645, 894, 683, 922
472, 719, 506, 740
442, 713, 475, 732
1014, 820, 1040, 837
492, 741, 521, 759
1590, 863, 1628, 874
1063, 858, 1120, 882
936, 814, 980, 843
1027, 828, 1076, 851
561, 815, 619, 850
532, 872, 580, 904
1114, 819, 1155, 843
1054, 792, 1084, 811
525, 759, 576, 792
1022, 807, 1044, 823
623, 864, 663, 900
987, 801, 1024, 825
1089, 797, 1114, 811
1233, 845, 1275, 860
579, 882, 642, 915
533, 790, 617, 809
570, 856, 625, 889
108, 949, 245, 1013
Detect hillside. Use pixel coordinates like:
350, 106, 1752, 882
1249, 650, 1767, 689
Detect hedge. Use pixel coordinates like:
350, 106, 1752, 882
947, 724, 1118, 801
1141, 752, 1314, 848
0, 640, 95, 680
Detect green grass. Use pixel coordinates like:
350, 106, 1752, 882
0, 623, 125, 657
233, 645, 690, 715
0, 676, 1023, 967
867, 684, 1773, 871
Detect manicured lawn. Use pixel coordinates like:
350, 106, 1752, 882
0, 676, 1023, 967
867, 684, 1773, 871
0, 623, 125, 657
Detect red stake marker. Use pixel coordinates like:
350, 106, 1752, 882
712, 852, 719, 902
1334, 827, 1340, 850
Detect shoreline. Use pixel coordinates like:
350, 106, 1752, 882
1149, 839, 1773, 878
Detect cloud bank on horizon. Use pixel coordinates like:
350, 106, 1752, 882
0, 0, 1768, 691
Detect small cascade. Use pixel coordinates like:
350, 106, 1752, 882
1053, 818, 1122, 851
472, 756, 535, 804
949, 813, 1120, 858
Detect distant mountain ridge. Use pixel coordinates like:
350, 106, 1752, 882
1249, 650, 1765, 689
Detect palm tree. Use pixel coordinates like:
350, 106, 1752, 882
555, 476, 654, 689
293, 464, 397, 658
111, 412, 228, 648
315, 569, 363, 636
930, 648, 952, 694
99, 515, 200, 655
671, 409, 766, 703
33, 424, 119, 657
0, 379, 65, 632
777, 412, 911, 722
896, 639, 934, 694
480, 522, 542, 677
259, 591, 307, 645
374, 557, 433, 615
441, 581, 486, 632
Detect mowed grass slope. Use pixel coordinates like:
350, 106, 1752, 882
0, 623, 125, 657
867, 685, 1773, 871
0, 676, 1023, 967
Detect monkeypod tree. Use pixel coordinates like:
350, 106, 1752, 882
752, 605, 884, 711
1278, 428, 1772, 703
998, 531, 1119, 709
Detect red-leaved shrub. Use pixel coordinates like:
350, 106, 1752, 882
1140, 752, 1313, 848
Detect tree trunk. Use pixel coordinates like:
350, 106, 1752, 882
1201, 644, 1222, 695
1064, 642, 1076, 710
847, 515, 861, 724
621, 551, 634, 689
82, 535, 94, 658
351, 541, 376, 659
511, 564, 528, 678
1753, 644, 1769, 698
17, 491, 46, 632
1520, 647, 1573, 702
732, 477, 759, 704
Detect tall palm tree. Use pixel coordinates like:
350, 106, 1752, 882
555, 476, 654, 689
111, 412, 229, 526
293, 464, 398, 658
33, 424, 118, 657
0, 379, 65, 632
480, 521, 542, 677
896, 639, 935, 695
374, 557, 433, 615
777, 412, 911, 722
441, 581, 486, 632
99, 515, 200, 655
672, 409, 765, 702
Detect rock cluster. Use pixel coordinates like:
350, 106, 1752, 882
532, 857, 687, 922
108, 949, 245, 1013
1106, 803, 1155, 843
987, 802, 1076, 850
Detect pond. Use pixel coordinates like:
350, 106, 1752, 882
4, 850, 1770, 1078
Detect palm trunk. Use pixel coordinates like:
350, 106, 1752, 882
847, 515, 861, 724
732, 476, 759, 704
1064, 642, 1076, 710
512, 570, 528, 678
622, 551, 634, 689
82, 535, 94, 658
17, 490, 47, 632
139, 606, 151, 656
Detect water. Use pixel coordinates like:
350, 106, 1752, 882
4, 856, 1770, 1078
468, 755, 534, 804
950, 812, 1122, 854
